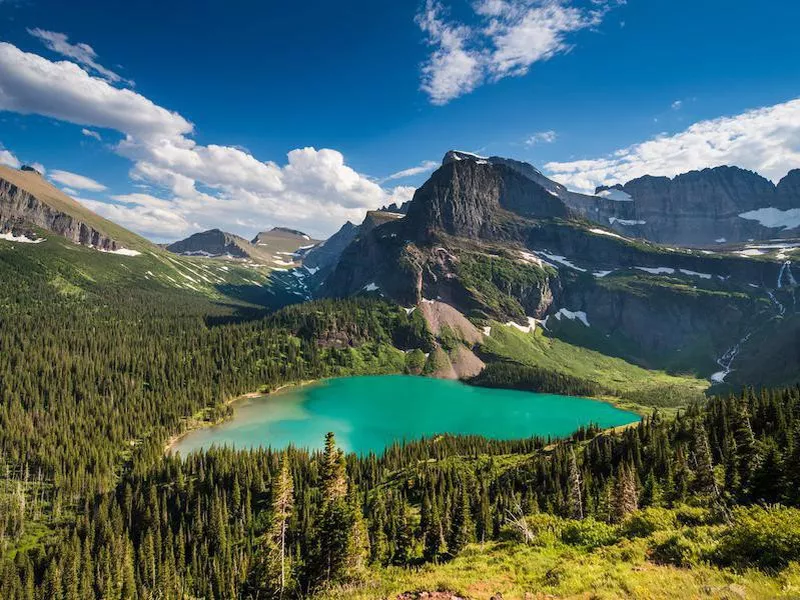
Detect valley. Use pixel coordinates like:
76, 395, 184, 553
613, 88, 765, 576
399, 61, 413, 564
0, 151, 798, 599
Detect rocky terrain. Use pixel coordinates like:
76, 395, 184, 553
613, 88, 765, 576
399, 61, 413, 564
320, 151, 798, 387
594, 166, 800, 246
0, 164, 146, 252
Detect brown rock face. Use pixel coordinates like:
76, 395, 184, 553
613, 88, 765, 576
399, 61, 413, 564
0, 173, 121, 250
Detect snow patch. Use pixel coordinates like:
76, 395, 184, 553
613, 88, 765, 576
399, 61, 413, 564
589, 228, 626, 240
554, 309, 590, 327
738, 207, 800, 230
715, 238, 727, 243
736, 248, 766, 257
608, 217, 646, 226
482, 326, 492, 337
537, 251, 587, 272
99, 247, 141, 257
679, 269, 713, 280
0, 232, 45, 244
593, 270, 613, 278
596, 189, 633, 202
505, 317, 538, 333
363, 282, 379, 292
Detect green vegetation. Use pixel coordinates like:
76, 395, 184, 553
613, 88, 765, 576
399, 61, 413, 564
456, 251, 554, 321
477, 323, 709, 412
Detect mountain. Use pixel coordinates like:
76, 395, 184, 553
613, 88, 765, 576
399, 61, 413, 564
395, 153, 800, 247
250, 226, 319, 255
593, 166, 800, 246
0, 164, 149, 252
322, 150, 799, 387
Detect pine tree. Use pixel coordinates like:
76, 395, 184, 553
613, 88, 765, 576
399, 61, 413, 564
612, 465, 638, 523
692, 422, 717, 496
567, 448, 584, 520
448, 483, 474, 554
252, 455, 295, 598
422, 495, 446, 562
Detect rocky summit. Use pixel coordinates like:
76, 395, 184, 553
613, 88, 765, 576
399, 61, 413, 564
321, 150, 799, 388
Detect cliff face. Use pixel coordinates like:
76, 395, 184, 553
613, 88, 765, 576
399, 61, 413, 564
303, 221, 359, 271
594, 166, 800, 245
321, 151, 793, 380
0, 172, 122, 250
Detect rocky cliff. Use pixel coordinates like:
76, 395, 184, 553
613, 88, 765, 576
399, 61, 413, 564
0, 165, 137, 251
321, 151, 795, 383
595, 166, 800, 245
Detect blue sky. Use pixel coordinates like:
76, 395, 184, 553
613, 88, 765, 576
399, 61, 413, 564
1, 0, 799, 240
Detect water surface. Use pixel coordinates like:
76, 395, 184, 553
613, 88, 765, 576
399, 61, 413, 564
172, 375, 638, 455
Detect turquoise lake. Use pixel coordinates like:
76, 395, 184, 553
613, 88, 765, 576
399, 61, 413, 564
171, 375, 639, 455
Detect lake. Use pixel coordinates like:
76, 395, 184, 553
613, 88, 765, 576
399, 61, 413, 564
171, 375, 639, 455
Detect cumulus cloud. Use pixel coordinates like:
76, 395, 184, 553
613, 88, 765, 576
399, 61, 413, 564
545, 98, 800, 191
383, 160, 440, 181
81, 128, 102, 141
0, 148, 20, 168
525, 130, 557, 145
417, 0, 620, 105
0, 41, 412, 239
28, 28, 133, 85
49, 169, 107, 191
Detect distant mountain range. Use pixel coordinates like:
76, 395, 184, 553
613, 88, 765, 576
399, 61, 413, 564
1, 154, 798, 388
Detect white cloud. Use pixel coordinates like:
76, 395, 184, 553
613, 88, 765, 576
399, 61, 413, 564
0, 43, 192, 140
0, 148, 20, 168
525, 130, 557, 146
30, 162, 46, 175
383, 160, 440, 181
81, 128, 102, 141
0, 41, 410, 239
416, 1, 483, 106
49, 169, 107, 191
28, 28, 133, 85
545, 98, 800, 191
671, 100, 683, 110
417, 0, 620, 104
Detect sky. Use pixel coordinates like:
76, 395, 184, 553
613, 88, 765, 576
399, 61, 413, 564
1, 0, 799, 241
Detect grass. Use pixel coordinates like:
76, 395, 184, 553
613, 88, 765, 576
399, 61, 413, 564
320, 541, 800, 600
478, 324, 709, 413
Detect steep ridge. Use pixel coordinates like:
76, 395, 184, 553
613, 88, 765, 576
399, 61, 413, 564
0, 164, 149, 251
322, 151, 797, 386
594, 166, 800, 245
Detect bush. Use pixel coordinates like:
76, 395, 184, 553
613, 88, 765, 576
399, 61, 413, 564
650, 532, 701, 568
561, 518, 619, 549
674, 504, 714, 527
620, 507, 678, 538
715, 506, 800, 571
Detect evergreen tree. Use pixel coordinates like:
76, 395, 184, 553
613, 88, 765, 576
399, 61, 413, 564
568, 448, 584, 520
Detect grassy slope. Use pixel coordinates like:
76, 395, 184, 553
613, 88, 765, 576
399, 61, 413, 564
0, 230, 304, 309
479, 324, 709, 413
321, 540, 798, 600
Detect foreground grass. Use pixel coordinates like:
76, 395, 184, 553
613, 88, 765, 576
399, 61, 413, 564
321, 541, 800, 600
480, 325, 709, 413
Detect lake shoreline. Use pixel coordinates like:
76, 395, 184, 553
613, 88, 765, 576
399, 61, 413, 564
166, 374, 641, 456
163, 379, 319, 455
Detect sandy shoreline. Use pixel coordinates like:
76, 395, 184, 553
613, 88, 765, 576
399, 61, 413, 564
163, 379, 318, 455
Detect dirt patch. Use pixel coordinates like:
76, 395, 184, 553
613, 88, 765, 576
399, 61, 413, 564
396, 593, 468, 600
450, 345, 486, 379
418, 300, 484, 345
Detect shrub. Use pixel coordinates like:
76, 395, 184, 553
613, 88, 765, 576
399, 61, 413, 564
650, 532, 701, 568
674, 504, 714, 527
715, 506, 800, 571
620, 507, 678, 538
561, 518, 619, 549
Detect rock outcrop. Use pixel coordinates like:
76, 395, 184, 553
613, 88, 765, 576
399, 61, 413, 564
0, 165, 132, 251
594, 166, 800, 245
167, 229, 258, 259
